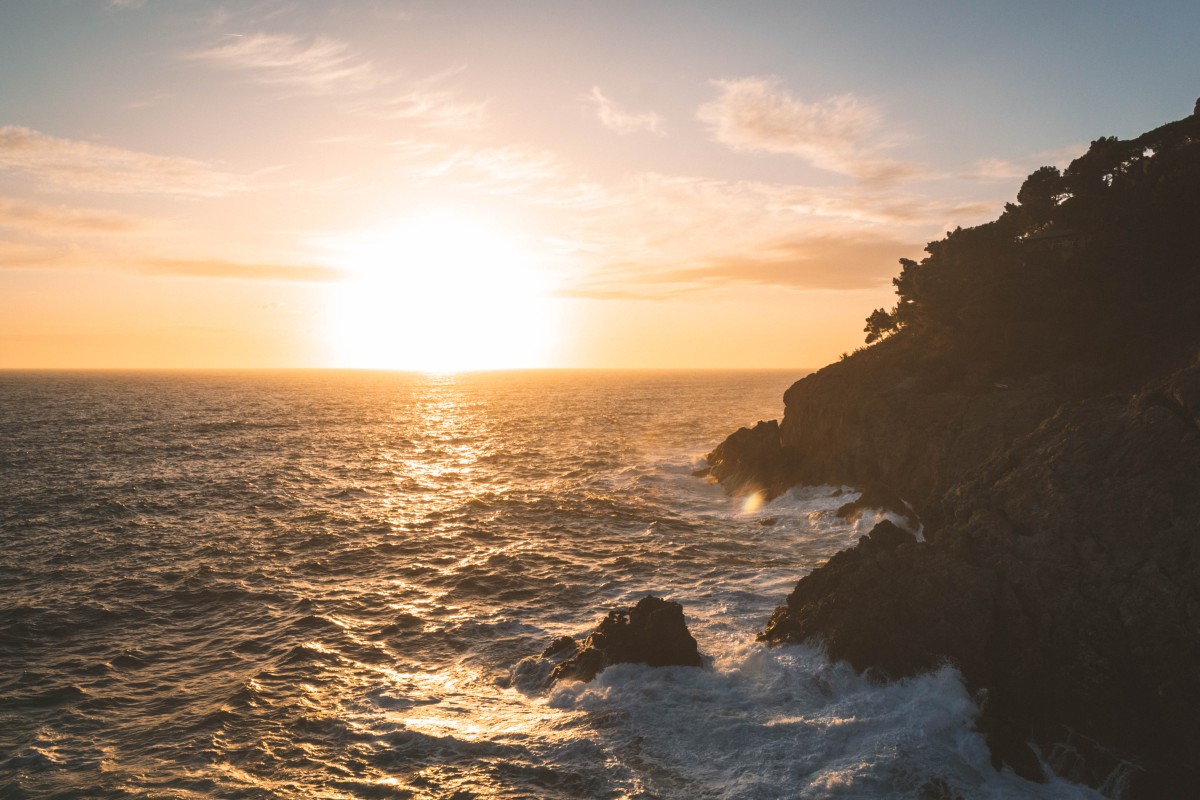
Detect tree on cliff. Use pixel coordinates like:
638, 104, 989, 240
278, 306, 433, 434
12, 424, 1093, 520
860, 105, 1200, 376
863, 308, 897, 344
1014, 165, 1063, 227
748, 102, 1200, 797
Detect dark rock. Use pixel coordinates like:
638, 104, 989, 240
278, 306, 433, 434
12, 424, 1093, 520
552, 644, 605, 683
704, 420, 790, 498
835, 484, 917, 527
757, 359, 1200, 795
540, 635, 576, 659
919, 777, 966, 800
714, 107, 1200, 797
979, 701, 1046, 783
551, 596, 703, 683
770, 336, 1071, 520
755, 516, 779, 527
857, 519, 916, 551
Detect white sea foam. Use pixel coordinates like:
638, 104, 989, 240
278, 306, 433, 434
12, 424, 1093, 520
551, 640, 1104, 799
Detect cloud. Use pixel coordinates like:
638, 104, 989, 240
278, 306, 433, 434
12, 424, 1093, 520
188, 32, 381, 95
534, 167, 997, 300
697, 77, 919, 184
142, 258, 342, 282
649, 235, 919, 292
585, 87, 664, 135
0, 240, 340, 283
367, 88, 488, 130
392, 139, 610, 208
552, 284, 687, 301
190, 33, 486, 130
0, 240, 67, 269
0, 126, 246, 196
379, 107, 998, 303
961, 143, 1086, 182
964, 158, 1029, 181
383, 129, 989, 299
0, 198, 142, 234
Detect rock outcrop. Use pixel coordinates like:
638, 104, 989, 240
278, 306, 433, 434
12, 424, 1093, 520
710, 105, 1200, 797
549, 596, 703, 683
702, 419, 790, 499
758, 359, 1200, 793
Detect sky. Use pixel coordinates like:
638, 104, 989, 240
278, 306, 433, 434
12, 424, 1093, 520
2, 0, 1198, 370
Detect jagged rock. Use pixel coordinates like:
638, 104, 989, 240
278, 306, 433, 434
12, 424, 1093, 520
541, 635, 576, 659
756, 359, 1200, 795
551, 596, 703, 683
855, 518, 916, 550
704, 419, 790, 498
711, 106, 1200, 797
980, 700, 1046, 783
834, 484, 916, 526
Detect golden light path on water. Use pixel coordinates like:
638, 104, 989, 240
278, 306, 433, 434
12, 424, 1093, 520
225, 376, 600, 798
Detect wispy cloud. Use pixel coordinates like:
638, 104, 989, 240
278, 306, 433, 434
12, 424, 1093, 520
961, 143, 1085, 182
189, 32, 486, 130
586, 87, 664, 136
188, 32, 381, 95
384, 124, 994, 300
383, 139, 989, 303
647, 235, 918, 292
963, 158, 1029, 181
142, 258, 342, 282
0, 126, 246, 196
698, 76, 919, 184
0, 197, 142, 234
539, 169, 998, 300
392, 139, 610, 208
367, 87, 488, 130
0, 244, 341, 283
0, 240, 67, 269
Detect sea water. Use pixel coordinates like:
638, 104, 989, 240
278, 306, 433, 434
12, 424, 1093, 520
0, 370, 1102, 799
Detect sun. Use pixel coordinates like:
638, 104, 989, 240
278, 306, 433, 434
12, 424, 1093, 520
322, 213, 558, 372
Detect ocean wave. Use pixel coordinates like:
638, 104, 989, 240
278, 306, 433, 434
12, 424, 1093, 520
1, 371, 1099, 799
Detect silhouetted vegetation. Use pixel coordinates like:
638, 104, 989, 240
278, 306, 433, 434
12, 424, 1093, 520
865, 103, 1200, 384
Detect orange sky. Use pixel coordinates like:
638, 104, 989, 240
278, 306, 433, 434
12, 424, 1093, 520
2, 1, 1197, 370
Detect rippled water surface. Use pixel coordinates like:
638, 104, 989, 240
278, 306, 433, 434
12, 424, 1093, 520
1, 370, 1101, 799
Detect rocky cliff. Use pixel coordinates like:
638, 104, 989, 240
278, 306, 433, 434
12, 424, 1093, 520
707, 105, 1200, 797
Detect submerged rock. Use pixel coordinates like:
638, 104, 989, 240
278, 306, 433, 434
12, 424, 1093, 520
550, 596, 703, 683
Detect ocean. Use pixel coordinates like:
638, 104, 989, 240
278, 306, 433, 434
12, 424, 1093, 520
0, 370, 1102, 799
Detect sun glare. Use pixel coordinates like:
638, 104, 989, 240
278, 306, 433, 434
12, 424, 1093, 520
323, 214, 558, 372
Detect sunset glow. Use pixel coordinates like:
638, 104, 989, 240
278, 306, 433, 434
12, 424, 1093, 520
323, 215, 557, 372
1, 2, 1198, 369
6, 4, 1200, 796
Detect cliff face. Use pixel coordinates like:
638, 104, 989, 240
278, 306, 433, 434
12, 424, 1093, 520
777, 336, 1075, 517
758, 355, 1200, 794
708, 107, 1200, 797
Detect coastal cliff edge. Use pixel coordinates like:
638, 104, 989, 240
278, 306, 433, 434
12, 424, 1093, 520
706, 104, 1200, 797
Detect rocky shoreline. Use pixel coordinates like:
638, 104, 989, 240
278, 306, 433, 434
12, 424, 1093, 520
706, 106, 1200, 798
